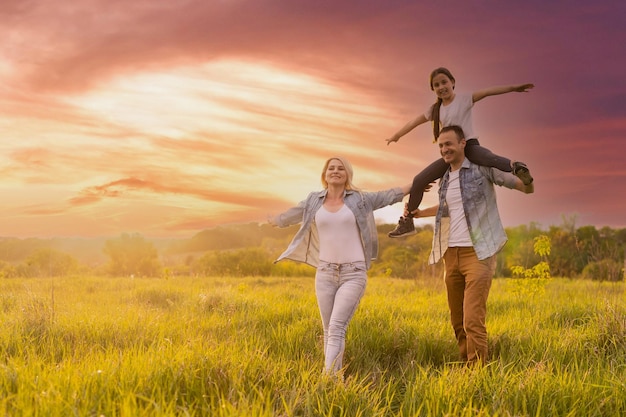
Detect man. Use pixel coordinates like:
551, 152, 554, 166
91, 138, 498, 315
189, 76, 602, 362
413, 125, 534, 364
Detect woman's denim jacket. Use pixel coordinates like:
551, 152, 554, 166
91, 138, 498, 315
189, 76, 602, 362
274, 187, 404, 269
429, 158, 519, 264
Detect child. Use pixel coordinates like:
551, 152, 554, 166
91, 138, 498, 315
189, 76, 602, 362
386, 67, 534, 238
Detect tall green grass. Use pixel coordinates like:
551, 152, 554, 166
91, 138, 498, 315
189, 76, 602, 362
0, 275, 624, 416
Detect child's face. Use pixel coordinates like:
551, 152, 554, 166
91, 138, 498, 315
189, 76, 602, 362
431, 73, 455, 101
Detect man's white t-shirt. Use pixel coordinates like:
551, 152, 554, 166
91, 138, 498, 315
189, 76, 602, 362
446, 169, 473, 247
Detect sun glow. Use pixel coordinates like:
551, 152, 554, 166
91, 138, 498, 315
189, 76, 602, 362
63, 60, 345, 138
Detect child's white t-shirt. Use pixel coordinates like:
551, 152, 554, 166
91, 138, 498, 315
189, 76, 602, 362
424, 93, 477, 139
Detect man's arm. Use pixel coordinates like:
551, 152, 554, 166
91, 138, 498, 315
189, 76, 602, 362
484, 166, 534, 194
513, 177, 534, 194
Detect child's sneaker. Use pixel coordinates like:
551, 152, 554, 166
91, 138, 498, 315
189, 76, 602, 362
512, 161, 534, 185
388, 216, 416, 238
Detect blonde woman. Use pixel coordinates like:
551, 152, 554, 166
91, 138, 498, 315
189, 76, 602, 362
269, 156, 411, 376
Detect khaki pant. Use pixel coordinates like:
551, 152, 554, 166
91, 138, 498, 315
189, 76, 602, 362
443, 247, 496, 364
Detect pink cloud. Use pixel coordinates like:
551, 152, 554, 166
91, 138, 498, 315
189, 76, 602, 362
0, 0, 623, 238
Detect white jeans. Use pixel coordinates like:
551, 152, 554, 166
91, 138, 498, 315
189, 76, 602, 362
315, 261, 367, 373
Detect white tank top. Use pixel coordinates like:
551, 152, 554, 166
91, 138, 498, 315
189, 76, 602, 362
315, 204, 366, 263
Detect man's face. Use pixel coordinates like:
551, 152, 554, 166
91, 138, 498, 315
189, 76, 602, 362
438, 130, 466, 166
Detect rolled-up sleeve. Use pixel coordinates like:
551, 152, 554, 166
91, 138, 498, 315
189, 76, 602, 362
481, 167, 519, 189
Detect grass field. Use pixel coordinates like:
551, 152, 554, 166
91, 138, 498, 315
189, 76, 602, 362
0, 275, 624, 416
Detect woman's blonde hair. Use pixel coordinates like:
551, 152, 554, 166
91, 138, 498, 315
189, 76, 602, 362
320, 156, 360, 191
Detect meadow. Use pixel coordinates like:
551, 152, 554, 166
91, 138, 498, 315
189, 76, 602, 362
0, 274, 624, 416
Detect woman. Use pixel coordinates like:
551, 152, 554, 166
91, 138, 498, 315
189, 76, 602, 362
269, 156, 411, 376
385, 67, 535, 238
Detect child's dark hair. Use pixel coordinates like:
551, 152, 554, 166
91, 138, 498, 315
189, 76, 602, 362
429, 67, 456, 140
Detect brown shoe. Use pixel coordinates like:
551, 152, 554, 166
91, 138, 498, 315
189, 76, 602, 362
512, 161, 533, 185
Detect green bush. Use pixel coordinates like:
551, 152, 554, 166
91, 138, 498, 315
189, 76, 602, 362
582, 259, 624, 282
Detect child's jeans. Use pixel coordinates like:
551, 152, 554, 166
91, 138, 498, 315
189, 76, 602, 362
315, 260, 367, 373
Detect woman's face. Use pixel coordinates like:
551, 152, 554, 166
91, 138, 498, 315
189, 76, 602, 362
431, 73, 455, 101
325, 159, 348, 187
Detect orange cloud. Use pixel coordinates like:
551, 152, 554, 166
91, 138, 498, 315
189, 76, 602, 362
0, 0, 623, 238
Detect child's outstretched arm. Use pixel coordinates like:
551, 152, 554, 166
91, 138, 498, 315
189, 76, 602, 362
472, 83, 534, 103
385, 114, 429, 145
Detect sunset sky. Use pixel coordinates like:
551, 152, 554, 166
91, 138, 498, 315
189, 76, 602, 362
1, 0, 624, 238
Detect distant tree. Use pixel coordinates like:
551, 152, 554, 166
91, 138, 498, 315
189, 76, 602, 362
0, 237, 50, 263
499, 223, 543, 277
166, 223, 298, 254
373, 228, 436, 278
547, 225, 580, 277
615, 228, 626, 247
193, 247, 273, 277
582, 259, 624, 282
103, 234, 161, 277
23, 248, 79, 277
0, 260, 17, 278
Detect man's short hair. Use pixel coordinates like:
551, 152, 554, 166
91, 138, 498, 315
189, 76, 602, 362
439, 125, 465, 140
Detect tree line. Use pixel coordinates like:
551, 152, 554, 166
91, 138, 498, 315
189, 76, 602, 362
0, 216, 624, 281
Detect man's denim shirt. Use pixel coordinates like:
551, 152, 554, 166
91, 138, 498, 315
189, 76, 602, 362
430, 158, 519, 264
274, 187, 404, 270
